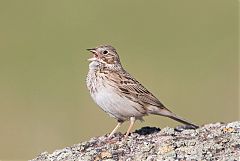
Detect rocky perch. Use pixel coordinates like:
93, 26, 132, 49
31, 121, 240, 161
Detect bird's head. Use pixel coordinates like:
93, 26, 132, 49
87, 45, 121, 66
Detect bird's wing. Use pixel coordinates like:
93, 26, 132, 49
110, 70, 165, 108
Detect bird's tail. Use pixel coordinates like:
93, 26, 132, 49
167, 114, 199, 129
150, 108, 199, 129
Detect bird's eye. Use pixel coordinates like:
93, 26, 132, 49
103, 50, 108, 54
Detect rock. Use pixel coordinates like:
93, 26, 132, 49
30, 121, 240, 161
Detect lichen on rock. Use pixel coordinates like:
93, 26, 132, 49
31, 121, 240, 161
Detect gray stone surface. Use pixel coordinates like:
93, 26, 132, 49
31, 121, 240, 161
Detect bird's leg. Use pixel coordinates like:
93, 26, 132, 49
124, 117, 136, 138
108, 121, 123, 138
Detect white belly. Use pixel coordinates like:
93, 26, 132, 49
91, 85, 145, 121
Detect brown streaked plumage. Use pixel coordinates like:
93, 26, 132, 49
86, 45, 198, 138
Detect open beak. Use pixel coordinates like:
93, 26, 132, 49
86, 48, 98, 61
86, 48, 96, 53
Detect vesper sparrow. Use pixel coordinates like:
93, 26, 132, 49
86, 45, 198, 138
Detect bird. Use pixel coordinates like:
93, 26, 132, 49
86, 45, 198, 138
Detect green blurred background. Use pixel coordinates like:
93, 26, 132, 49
0, 0, 238, 160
